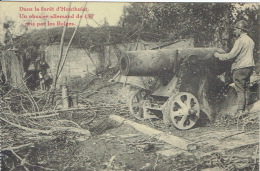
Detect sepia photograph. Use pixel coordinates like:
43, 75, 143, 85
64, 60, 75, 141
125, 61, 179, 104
0, 1, 259, 170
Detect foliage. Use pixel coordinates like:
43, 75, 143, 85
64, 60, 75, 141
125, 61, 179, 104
119, 3, 258, 50
119, 3, 168, 42
13, 25, 126, 53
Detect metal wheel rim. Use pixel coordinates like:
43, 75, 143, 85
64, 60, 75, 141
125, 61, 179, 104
170, 92, 200, 130
129, 89, 149, 120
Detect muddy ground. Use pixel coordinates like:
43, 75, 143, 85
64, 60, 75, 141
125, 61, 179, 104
1, 74, 259, 171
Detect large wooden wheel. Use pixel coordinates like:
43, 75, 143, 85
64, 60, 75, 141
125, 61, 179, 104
129, 89, 150, 120
169, 92, 200, 130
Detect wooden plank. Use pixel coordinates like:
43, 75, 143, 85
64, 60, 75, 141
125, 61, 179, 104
109, 115, 196, 151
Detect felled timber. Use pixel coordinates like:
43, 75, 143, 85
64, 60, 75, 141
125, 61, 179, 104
109, 115, 196, 151
20, 107, 88, 117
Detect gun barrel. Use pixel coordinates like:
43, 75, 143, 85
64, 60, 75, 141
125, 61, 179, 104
120, 49, 178, 76
120, 48, 225, 76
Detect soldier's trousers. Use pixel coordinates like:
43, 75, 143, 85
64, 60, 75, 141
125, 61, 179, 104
232, 67, 253, 111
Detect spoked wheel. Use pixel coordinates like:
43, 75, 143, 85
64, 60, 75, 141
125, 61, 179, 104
169, 92, 200, 130
129, 89, 150, 120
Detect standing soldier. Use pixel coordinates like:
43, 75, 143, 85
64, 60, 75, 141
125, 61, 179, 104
214, 20, 255, 116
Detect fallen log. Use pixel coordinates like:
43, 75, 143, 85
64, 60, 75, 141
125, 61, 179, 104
29, 113, 59, 119
20, 107, 88, 117
109, 115, 196, 151
0, 116, 51, 134
1, 143, 34, 152
0, 116, 91, 137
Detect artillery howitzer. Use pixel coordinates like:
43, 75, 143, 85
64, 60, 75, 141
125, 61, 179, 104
120, 48, 230, 130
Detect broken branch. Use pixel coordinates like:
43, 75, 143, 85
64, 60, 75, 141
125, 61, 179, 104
0, 116, 91, 136
1, 143, 34, 152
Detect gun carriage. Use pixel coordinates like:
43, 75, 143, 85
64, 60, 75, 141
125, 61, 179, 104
120, 48, 230, 130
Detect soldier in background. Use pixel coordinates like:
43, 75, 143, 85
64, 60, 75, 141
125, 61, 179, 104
25, 51, 52, 91
214, 20, 255, 116
35, 51, 52, 91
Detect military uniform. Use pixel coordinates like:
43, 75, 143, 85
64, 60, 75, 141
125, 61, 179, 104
214, 20, 255, 112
